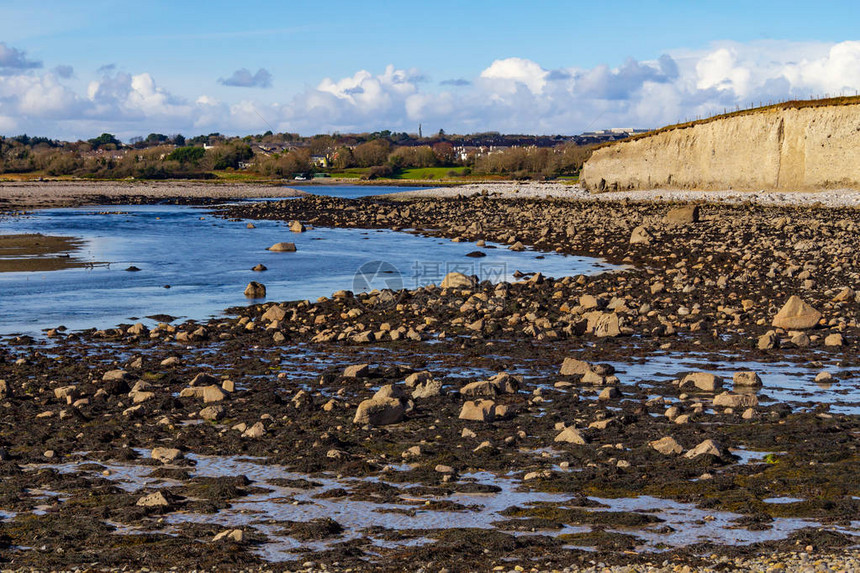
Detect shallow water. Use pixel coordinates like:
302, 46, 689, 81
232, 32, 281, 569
0, 202, 612, 334
24, 453, 823, 562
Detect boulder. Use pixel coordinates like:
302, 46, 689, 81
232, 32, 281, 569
412, 379, 443, 399
460, 372, 519, 396
683, 439, 724, 460
680, 372, 723, 392
289, 220, 306, 233
629, 226, 653, 245
251, 263, 267, 272
267, 242, 297, 252
343, 363, 370, 378
732, 371, 762, 387
758, 330, 779, 350
440, 272, 476, 289
136, 491, 172, 507
772, 296, 821, 330
559, 358, 591, 377
0, 379, 11, 399
244, 282, 266, 298
151, 447, 183, 464
713, 391, 758, 409
824, 333, 844, 347
201, 385, 227, 403
213, 529, 244, 543
586, 312, 621, 337
242, 422, 265, 438
458, 399, 505, 422
554, 427, 588, 445
261, 305, 287, 322
199, 405, 225, 421
404, 371, 433, 387
650, 436, 683, 455
353, 396, 405, 426
103, 369, 130, 382
664, 205, 699, 225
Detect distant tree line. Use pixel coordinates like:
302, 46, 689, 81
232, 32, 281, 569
0, 129, 594, 180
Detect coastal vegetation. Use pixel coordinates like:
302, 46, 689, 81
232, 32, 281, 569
0, 130, 594, 182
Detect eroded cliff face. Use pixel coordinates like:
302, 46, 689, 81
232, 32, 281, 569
581, 103, 860, 191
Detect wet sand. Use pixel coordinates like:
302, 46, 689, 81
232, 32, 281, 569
0, 233, 91, 272
0, 180, 307, 212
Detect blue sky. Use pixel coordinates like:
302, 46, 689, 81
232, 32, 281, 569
1, 1, 859, 140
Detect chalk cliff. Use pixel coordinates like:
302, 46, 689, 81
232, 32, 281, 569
581, 100, 860, 192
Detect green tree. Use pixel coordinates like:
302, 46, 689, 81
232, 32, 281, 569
88, 133, 121, 149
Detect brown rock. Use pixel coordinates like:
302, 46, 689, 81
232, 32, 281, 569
244, 281, 266, 298
650, 436, 683, 455
772, 296, 821, 330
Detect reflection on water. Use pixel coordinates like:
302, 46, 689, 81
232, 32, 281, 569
25, 452, 822, 562
0, 203, 612, 334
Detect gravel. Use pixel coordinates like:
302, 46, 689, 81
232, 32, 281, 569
384, 182, 860, 208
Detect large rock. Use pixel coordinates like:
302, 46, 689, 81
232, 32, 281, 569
458, 399, 506, 422
733, 371, 762, 387
0, 379, 11, 399
664, 205, 699, 225
343, 363, 370, 378
590, 312, 621, 338
680, 372, 723, 392
244, 281, 266, 298
267, 242, 297, 252
650, 436, 683, 455
554, 426, 588, 445
151, 447, 183, 464
261, 305, 287, 322
559, 358, 591, 377
412, 379, 443, 399
460, 373, 519, 396
136, 491, 173, 507
713, 391, 758, 409
683, 439, 724, 460
353, 396, 405, 426
289, 220, 306, 233
629, 226, 653, 245
440, 272, 476, 289
439, 272, 475, 288
772, 296, 821, 330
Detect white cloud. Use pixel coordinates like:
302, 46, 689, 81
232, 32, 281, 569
2, 40, 860, 140
480, 57, 548, 94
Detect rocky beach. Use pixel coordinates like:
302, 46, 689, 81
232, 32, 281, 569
0, 181, 858, 572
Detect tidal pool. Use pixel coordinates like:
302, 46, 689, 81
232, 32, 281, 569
0, 202, 613, 334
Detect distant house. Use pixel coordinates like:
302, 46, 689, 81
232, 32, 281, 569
311, 155, 329, 168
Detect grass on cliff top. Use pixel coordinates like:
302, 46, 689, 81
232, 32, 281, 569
597, 94, 860, 150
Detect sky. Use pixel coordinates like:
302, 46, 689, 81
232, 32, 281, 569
1, 0, 859, 141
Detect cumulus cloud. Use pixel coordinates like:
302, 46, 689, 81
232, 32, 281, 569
0, 42, 42, 72
219, 68, 273, 88
3, 40, 860, 140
